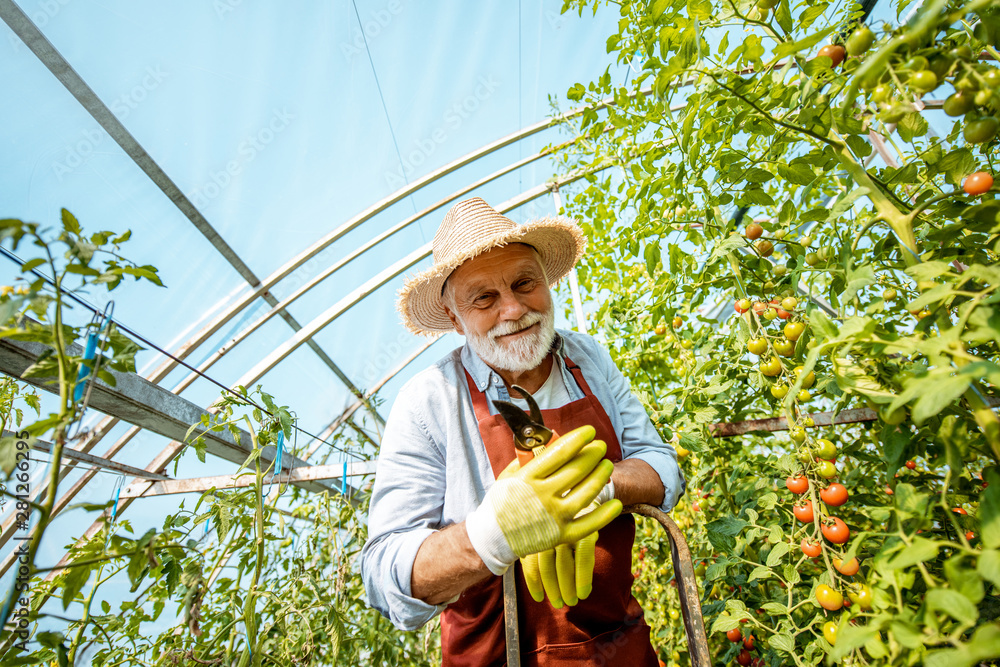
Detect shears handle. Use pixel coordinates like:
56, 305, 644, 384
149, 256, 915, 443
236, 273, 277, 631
515, 429, 560, 467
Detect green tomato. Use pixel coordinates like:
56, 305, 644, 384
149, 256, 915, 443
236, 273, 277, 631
781, 296, 798, 310
882, 288, 897, 301
871, 84, 892, 104
790, 428, 807, 443
950, 45, 974, 61
793, 366, 816, 388
908, 70, 937, 92
943, 91, 976, 117
845, 25, 875, 56
965, 116, 999, 144
986, 69, 1000, 90
903, 56, 929, 71
797, 389, 812, 403
816, 460, 838, 479
773, 264, 788, 277
748, 338, 769, 355
773, 338, 795, 357
927, 54, 953, 79
816, 438, 837, 458
881, 103, 910, 124
805, 252, 820, 266
771, 384, 789, 399
760, 357, 782, 377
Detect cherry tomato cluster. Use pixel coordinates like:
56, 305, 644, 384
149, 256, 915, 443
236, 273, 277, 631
782, 431, 876, 632
735, 290, 821, 406
722, 627, 763, 667
830, 19, 1000, 144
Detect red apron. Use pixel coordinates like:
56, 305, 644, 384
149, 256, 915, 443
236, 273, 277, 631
440, 356, 658, 666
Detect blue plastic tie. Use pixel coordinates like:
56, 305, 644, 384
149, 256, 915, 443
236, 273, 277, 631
341, 461, 347, 496
205, 517, 211, 536
73, 332, 99, 402
104, 478, 123, 550
274, 430, 285, 478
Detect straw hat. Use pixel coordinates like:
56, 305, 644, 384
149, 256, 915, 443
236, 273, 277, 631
397, 197, 586, 335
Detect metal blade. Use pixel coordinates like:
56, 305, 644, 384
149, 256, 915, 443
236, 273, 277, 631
491, 399, 552, 450
510, 384, 544, 425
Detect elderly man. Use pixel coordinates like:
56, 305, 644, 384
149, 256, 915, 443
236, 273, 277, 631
360, 198, 685, 666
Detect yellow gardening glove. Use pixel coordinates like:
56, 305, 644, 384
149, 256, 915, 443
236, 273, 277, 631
521, 528, 600, 608
521, 479, 613, 608
466, 425, 623, 575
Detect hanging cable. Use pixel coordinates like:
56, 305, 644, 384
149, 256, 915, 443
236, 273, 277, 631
350, 0, 418, 217
0, 245, 366, 462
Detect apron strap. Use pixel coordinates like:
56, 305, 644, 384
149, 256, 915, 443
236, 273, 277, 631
464, 369, 493, 423
562, 356, 595, 397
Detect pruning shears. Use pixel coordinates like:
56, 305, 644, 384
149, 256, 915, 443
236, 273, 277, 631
492, 384, 559, 467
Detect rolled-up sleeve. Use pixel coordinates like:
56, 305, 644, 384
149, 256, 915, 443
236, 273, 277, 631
588, 337, 686, 512
359, 383, 450, 630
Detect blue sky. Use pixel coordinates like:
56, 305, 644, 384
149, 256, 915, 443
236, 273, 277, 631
0, 0, 628, 609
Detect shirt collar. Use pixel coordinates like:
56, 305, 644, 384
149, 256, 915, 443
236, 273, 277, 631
461, 330, 567, 392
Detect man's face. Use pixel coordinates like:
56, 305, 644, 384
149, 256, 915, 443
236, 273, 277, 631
442, 243, 555, 373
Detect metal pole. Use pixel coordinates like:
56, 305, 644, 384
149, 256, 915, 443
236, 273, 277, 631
550, 188, 588, 333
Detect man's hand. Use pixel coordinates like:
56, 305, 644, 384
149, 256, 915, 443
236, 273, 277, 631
465, 425, 623, 575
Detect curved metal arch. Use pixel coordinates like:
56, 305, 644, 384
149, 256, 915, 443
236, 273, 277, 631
232, 168, 600, 391
170, 141, 575, 398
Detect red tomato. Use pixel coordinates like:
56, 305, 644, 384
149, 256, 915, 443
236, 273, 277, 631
794, 500, 815, 523
820, 483, 849, 507
737, 649, 752, 666
822, 517, 850, 544
727, 628, 743, 642
776, 307, 791, 319
743, 635, 755, 650
833, 557, 860, 576
746, 223, 764, 240
735, 298, 751, 313
905, 460, 916, 470
967, 531, 976, 541
752, 301, 768, 314
801, 538, 822, 558
953, 507, 968, 515
786, 475, 809, 494
964, 171, 994, 196
817, 44, 846, 67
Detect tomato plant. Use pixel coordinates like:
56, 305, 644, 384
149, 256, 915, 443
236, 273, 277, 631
559, 0, 1000, 663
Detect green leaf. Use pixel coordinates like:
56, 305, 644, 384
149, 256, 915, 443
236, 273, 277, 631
905, 261, 952, 282
886, 536, 938, 569
766, 541, 790, 567
769, 632, 795, 654
749, 565, 773, 581
771, 26, 835, 59
61, 208, 81, 234
644, 241, 661, 278
927, 588, 977, 625
841, 263, 875, 303
981, 469, 1000, 549
20, 258, 45, 273
706, 516, 748, 552
977, 550, 1000, 587
911, 373, 970, 425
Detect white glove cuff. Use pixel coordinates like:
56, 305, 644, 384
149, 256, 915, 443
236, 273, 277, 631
596, 478, 615, 505
465, 499, 517, 576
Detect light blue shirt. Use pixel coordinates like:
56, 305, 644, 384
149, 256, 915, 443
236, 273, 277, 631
359, 328, 686, 631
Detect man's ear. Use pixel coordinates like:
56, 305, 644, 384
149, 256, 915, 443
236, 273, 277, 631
442, 300, 464, 336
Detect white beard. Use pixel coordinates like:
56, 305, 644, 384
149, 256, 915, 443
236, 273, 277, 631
466, 305, 556, 373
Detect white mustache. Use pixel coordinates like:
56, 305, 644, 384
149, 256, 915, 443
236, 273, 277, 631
489, 312, 543, 339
